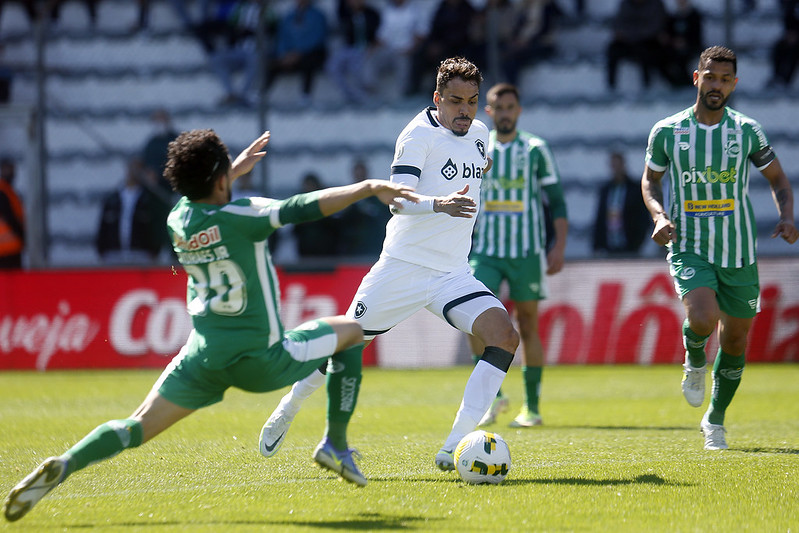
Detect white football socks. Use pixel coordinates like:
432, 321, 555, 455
442, 360, 507, 450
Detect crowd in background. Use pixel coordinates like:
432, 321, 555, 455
0, 0, 797, 268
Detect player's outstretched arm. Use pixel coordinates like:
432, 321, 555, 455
317, 179, 420, 217
231, 131, 271, 181
761, 158, 799, 244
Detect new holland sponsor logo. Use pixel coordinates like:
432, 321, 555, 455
684, 199, 735, 217
680, 166, 737, 186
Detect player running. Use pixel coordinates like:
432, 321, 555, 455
642, 46, 798, 450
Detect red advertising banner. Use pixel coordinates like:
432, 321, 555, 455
1, 259, 797, 371
0, 266, 375, 370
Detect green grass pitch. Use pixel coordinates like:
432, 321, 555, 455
1, 365, 797, 532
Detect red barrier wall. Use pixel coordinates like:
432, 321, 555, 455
1, 259, 797, 370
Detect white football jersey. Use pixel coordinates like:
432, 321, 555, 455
383, 106, 489, 272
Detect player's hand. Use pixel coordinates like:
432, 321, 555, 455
433, 185, 477, 218
546, 246, 565, 275
231, 131, 271, 179
772, 219, 799, 244
484, 157, 493, 175
373, 181, 421, 210
651, 215, 676, 246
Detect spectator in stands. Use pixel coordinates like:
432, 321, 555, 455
135, 0, 213, 33
336, 158, 391, 260
365, 0, 427, 100
0, 0, 97, 29
660, 0, 703, 87
265, 0, 328, 106
605, 0, 668, 91
292, 173, 340, 258
326, 0, 381, 104
197, 1, 260, 107
96, 158, 166, 265
768, 0, 799, 89
407, 0, 480, 96
0, 158, 25, 269
0, 44, 12, 103
141, 108, 178, 194
499, 0, 561, 87
592, 151, 651, 256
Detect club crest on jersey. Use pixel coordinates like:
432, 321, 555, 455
725, 140, 740, 156
475, 139, 486, 159
441, 158, 458, 180
354, 301, 367, 319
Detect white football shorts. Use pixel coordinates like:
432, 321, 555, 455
346, 255, 504, 340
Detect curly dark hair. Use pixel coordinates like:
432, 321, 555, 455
435, 57, 483, 94
164, 129, 231, 200
698, 46, 737, 75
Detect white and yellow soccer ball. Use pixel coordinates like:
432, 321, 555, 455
453, 430, 511, 485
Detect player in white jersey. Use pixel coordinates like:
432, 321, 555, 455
261, 57, 520, 472
642, 46, 798, 450
3, 130, 420, 521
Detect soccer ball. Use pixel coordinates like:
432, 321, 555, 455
454, 430, 511, 485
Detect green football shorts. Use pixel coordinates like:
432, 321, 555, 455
156, 319, 337, 410
668, 252, 760, 318
470, 251, 548, 302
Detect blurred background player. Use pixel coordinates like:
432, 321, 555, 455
641, 46, 798, 451
469, 82, 568, 428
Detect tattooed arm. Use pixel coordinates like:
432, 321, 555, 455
761, 158, 799, 244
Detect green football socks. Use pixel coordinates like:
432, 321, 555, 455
325, 343, 363, 450
62, 418, 143, 477
683, 319, 710, 368
706, 349, 745, 425
522, 366, 542, 415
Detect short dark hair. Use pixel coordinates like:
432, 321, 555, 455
486, 83, 519, 106
435, 57, 483, 94
698, 46, 737, 74
164, 129, 231, 200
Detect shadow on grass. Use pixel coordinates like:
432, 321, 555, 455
735, 447, 799, 455
66, 513, 437, 530
374, 473, 690, 487
501, 473, 690, 487
554, 425, 694, 431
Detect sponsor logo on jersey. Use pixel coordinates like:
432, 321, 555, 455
679, 267, 696, 280
354, 301, 367, 318
679, 142, 690, 151
680, 166, 738, 186
674, 128, 690, 135
475, 139, 486, 159
684, 199, 735, 217
441, 158, 458, 180
173, 224, 222, 251
484, 200, 524, 213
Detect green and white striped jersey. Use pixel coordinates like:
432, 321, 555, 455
646, 106, 775, 268
472, 130, 566, 258
167, 192, 322, 369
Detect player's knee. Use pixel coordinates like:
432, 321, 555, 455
486, 322, 519, 354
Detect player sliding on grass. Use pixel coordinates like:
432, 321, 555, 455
260, 57, 521, 472
3, 129, 420, 522
642, 46, 798, 450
